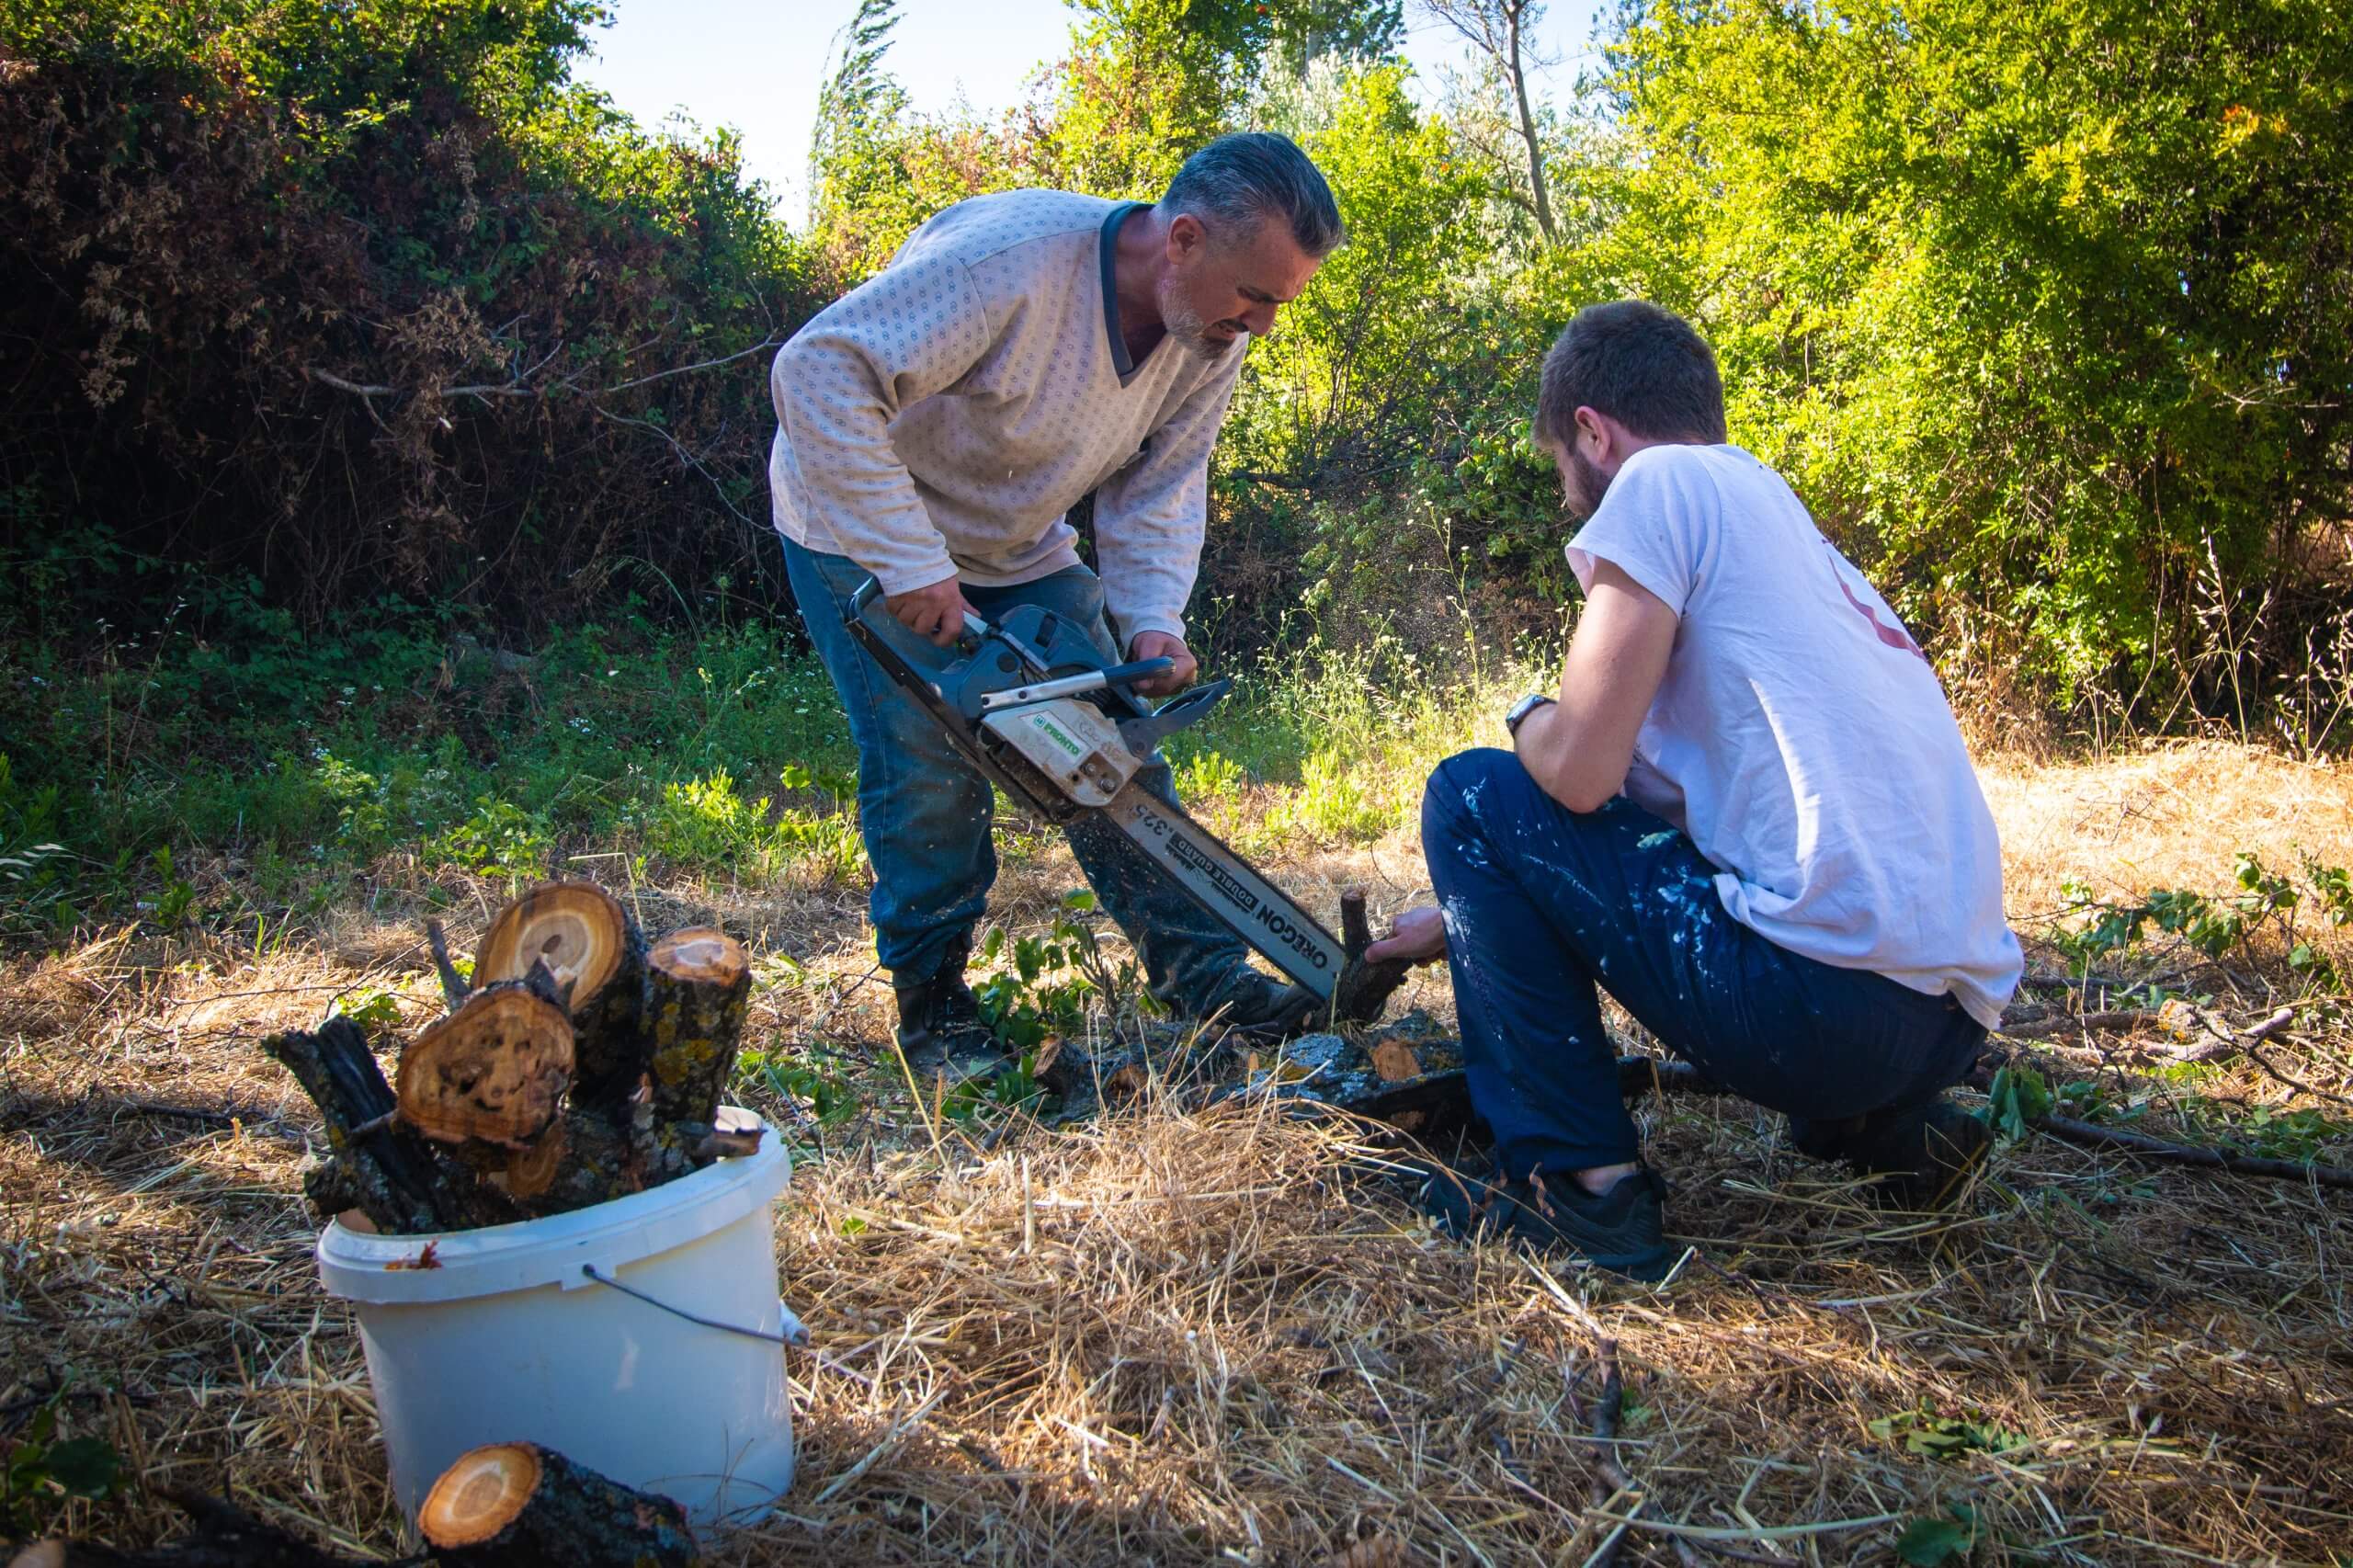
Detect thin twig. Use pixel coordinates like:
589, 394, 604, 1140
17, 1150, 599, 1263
2035, 1115, 2353, 1190
424, 918, 471, 1013
810, 1390, 948, 1506
1997, 1008, 2164, 1040
2242, 1040, 2353, 1114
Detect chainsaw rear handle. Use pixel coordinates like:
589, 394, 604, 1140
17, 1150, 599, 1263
846, 573, 988, 643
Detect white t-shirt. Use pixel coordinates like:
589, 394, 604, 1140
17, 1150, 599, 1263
1565, 443, 2022, 1028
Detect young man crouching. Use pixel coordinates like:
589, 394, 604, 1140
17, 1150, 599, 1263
1368, 301, 2023, 1279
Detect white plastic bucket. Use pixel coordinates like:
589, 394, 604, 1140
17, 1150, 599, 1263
316, 1113, 797, 1529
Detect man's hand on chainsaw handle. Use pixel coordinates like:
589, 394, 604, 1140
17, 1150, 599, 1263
1127, 631, 1198, 698
885, 577, 977, 647
1365, 905, 1448, 967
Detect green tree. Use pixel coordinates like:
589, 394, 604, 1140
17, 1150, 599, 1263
1046, 0, 1405, 196
1584, 0, 2353, 710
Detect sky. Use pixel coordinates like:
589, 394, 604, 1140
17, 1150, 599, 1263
576, 0, 1604, 222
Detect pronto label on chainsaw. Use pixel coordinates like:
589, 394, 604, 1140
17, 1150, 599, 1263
1028, 714, 1086, 761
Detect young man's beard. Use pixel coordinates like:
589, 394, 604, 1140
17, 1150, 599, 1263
1564, 447, 1613, 520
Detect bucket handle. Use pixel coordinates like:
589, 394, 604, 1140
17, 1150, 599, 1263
579, 1264, 809, 1348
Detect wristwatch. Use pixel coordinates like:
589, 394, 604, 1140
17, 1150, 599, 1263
1505, 693, 1555, 737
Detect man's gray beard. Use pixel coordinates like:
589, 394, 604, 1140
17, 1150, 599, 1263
1565, 447, 1613, 520
1155, 276, 1220, 359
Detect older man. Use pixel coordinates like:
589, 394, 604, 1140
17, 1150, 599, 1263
770, 133, 1341, 1070
1370, 301, 2023, 1278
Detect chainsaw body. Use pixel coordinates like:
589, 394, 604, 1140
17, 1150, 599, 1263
843, 579, 1352, 1000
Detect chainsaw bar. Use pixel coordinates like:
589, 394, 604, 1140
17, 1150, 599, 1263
1106, 782, 1343, 999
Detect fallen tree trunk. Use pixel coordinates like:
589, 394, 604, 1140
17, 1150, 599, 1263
263, 1017, 518, 1233
2033, 1113, 2353, 1190
419, 1443, 699, 1568
1336, 1043, 2353, 1193
1608, 1051, 2353, 1191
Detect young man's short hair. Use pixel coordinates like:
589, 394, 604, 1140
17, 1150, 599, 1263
1537, 301, 1728, 448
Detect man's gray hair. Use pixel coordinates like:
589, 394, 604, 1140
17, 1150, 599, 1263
1161, 132, 1344, 258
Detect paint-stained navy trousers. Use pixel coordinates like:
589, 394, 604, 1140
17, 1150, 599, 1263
1422, 749, 1985, 1180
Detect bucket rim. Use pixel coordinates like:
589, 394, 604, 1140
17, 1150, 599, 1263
316, 1108, 789, 1304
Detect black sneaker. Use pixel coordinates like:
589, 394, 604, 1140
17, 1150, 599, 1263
1795, 1095, 1988, 1209
1419, 1162, 1677, 1281
892, 962, 1006, 1080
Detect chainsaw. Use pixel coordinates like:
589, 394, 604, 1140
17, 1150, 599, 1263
843, 576, 1404, 1025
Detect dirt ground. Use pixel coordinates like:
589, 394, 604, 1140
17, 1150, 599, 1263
5, 741, 2351, 1565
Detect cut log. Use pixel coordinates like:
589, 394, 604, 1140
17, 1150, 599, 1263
529, 1102, 646, 1213
394, 986, 574, 1150
419, 1442, 700, 1568
262, 1017, 519, 1233
477, 882, 649, 1107
643, 928, 752, 1157
1330, 889, 1413, 1026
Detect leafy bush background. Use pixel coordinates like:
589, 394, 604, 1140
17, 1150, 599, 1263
3, 0, 2349, 735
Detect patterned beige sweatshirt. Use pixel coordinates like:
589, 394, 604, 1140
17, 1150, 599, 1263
767, 188, 1247, 643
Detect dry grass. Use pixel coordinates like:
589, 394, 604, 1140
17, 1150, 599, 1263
1984, 740, 2353, 921
6, 744, 2353, 1566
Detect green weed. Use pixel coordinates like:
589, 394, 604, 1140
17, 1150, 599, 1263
328, 988, 407, 1037
736, 1046, 863, 1128
1870, 1404, 2028, 1461
3, 1391, 119, 1537
1172, 748, 1247, 811
972, 892, 1120, 1051
2048, 850, 2352, 987
427, 797, 552, 884
639, 767, 862, 883
1983, 1065, 2055, 1142
1895, 1507, 1980, 1566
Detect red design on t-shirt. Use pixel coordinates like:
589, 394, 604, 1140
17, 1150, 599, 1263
1826, 541, 1927, 662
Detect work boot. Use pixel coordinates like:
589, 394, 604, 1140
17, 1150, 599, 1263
1418, 1160, 1677, 1282
1793, 1094, 1989, 1209
892, 959, 1006, 1080
1183, 965, 1324, 1040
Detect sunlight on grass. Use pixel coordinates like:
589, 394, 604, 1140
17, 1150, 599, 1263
640, 767, 863, 885
1175, 634, 1543, 850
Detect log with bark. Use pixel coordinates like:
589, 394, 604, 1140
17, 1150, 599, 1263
473, 883, 649, 1108
418, 1442, 700, 1568
264, 881, 762, 1235
262, 1016, 520, 1234
1329, 889, 1414, 1027
640, 928, 753, 1176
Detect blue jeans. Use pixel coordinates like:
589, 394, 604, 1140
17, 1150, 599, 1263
783, 539, 1256, 1003
1422, 748, 1984, 1181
